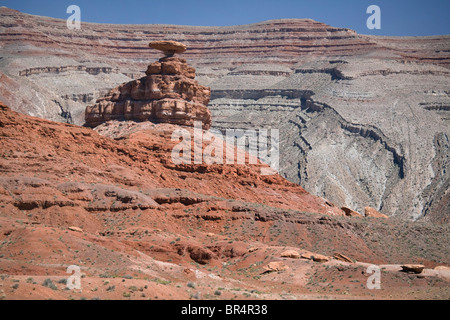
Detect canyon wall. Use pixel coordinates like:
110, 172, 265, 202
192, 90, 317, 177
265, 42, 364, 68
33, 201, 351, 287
0, 7, 449, 221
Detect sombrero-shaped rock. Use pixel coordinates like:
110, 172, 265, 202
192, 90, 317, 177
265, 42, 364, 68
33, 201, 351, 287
149, 40, 187, 56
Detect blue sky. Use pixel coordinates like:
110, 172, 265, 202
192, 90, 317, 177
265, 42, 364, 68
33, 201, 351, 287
1, 0, 449, 36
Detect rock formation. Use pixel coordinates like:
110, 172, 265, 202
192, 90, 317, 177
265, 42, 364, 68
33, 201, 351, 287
148, 40, 187, 56
341, 206, 363, 217
85, 41, 211, 129
1, 102, 450, 300
333, 253, 354, 263
311, 254, 330, 263
0, 7, 449, 221
401, 264, 425, 274
262, 261, 288, 273
280, 250, 300, 259
365, 206, 389, 219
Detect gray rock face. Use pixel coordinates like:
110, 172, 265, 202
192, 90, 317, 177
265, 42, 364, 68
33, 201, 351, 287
208, 59, 450, 221
0, 8, 448, 221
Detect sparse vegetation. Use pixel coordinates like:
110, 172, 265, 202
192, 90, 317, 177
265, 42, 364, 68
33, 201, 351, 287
42, 279, 57, 290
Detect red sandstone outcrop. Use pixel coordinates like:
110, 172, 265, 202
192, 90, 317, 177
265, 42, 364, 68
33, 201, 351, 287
68, 226, 83, 233
300, 251, 330, 263
333, 253, 354, 263
85, 42, 211, 129
280, 250, 300, 259
341, 206, 363, 217
1, 8, 449, 223
364, 206, 389, 219
401, 264, 425, 274
312, 254, 330, 263
1, 103, 449, 300
148, 40, 187, 56
1, 8, 449, 70
262, 261, 288, 273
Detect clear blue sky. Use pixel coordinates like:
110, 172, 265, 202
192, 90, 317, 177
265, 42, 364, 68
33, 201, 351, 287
1, 0, 449, 36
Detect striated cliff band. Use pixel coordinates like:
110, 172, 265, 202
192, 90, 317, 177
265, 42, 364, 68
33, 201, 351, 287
0, 7, 449, 221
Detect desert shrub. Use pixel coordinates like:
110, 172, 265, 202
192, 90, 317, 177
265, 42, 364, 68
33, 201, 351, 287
42, 278, 57, 290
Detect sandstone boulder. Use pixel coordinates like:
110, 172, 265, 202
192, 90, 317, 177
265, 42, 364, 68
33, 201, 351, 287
401, 264, 425, 274
0, 101, 9, 110
176, 244, 216, 265
341, 206, 363, 217
364, 207, 389, 219
300, 252, 314, 260
434, 266, 450, 271
262, 261, 288, 273
148, 40, 187, 56
281, 250, 300, 259
68, 226, 83, 233
188, 246, 214, 265
312, 254, 330, 263
333, 253, 354, 263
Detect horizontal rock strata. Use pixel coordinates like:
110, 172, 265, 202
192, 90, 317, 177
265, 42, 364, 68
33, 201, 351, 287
85, 56, 211, 128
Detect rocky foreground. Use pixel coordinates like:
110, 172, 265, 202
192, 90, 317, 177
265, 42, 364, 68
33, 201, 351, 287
85, 41, 212, 129
0, 102, 448, 300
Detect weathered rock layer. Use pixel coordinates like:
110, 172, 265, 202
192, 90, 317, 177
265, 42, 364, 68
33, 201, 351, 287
85, 55, 211, 128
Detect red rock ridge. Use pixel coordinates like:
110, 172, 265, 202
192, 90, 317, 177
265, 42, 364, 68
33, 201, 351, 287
0, 103, 343, 217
